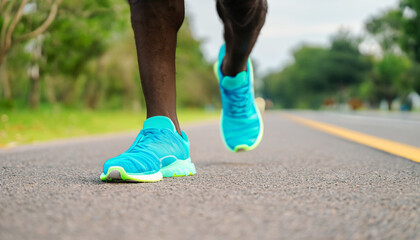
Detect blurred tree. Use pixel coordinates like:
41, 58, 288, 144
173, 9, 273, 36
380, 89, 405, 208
263, 65, 298, 108
371, 54, 412, 110
41, 0, 119, 107
365, 0, 420, 106
263, 30, 371, 109
326, 30, 372, 93
1, 0, 219, 110
399, 0, 420, 62
405, 62, 420, 94
400, 0, 420, 96
365, 9, 403, 53
0, 0, 61, 64
176, 20, 220, 108
0, 0, 61, 101
367, 0, 420, 61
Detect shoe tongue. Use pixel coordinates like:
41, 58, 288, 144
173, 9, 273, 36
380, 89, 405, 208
142, 116, 176, 132
221, 71, 248, 90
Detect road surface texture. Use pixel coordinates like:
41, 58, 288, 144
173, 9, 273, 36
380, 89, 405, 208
0, 111, 419, 240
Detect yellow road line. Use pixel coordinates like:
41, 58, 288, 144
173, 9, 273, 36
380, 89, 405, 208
284, 113, 420, 163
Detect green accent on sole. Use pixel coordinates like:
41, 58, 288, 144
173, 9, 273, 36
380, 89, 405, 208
159, 158, 197, 178
100, 166, 163, 183
173, 173, 195, 177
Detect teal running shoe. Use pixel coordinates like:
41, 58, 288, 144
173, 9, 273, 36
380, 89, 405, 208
100, 116, 196, 182
214, 45, 264, 152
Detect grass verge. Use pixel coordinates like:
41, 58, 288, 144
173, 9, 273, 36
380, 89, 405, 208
0, 108, 219, 147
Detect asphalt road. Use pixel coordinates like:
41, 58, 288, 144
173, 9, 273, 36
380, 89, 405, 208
0, 111, 419, 240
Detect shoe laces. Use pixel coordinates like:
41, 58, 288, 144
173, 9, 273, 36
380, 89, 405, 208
222, 84, 251, 118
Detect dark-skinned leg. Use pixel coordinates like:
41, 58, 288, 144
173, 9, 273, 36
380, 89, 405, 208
216, 0, 267, 76
215, 0, 267, 152
100, 0, 196, 183
128, 0, 184, 134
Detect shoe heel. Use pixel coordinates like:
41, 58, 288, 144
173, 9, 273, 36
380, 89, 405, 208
160, 158, 196, 178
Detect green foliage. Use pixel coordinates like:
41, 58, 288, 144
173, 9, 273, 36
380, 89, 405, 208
1, 0, 218, 110
43, 0, 118, 75
367, 0, 420, 61
176, 20, 220, 108
399, 0, 420, 62
364, 0, 420, 109
404, 62, 420, 94
327, 31, 372, 90
4, 44, 31, 101
366, 9, 403, 53
370, 54, 412, 108
263, 31, 372, 109
265, 0, 420, 110
398, 0, 420, 101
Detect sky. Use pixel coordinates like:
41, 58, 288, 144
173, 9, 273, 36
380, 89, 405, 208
184, 0, 399, 75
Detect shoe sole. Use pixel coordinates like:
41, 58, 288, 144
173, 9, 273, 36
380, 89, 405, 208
100, 167, 163, 183
100, 158, 196, 183
213, 60, 264, 153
